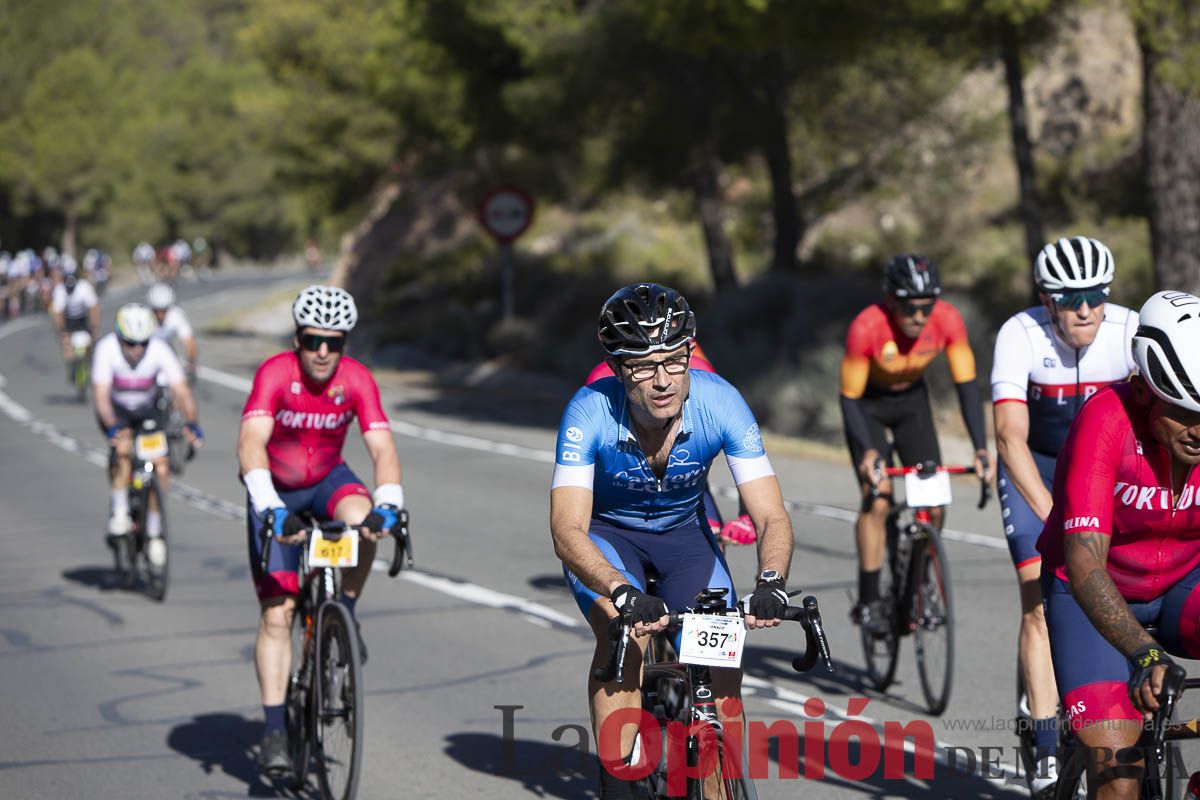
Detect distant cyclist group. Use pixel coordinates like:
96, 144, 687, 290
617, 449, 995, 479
11, 230, 1200, 800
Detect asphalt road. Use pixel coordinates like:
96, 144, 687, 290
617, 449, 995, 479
0, 271, 1051, 798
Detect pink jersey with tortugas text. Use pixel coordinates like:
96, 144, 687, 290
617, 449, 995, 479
1037, 381, 1200, 601
242, 352, 391, 490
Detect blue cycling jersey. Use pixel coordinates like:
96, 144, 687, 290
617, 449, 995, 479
551, 370, 773, 532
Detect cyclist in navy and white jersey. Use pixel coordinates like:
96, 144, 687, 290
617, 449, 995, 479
551, 283, 794, 800
991, 235, 1138, 794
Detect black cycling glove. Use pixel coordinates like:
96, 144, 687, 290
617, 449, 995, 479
741, 578, 789, 621
610, 584, 668, 625
265, 508, 307, 539
362, 504, 400, 533
1128, 643, 1174, 699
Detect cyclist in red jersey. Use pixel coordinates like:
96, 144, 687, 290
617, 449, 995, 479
237, 285, 406, 775
1038, 291, 1200, 800
584, 343, 755, 545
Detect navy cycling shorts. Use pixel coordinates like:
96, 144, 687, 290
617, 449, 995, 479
246, 462, 370, 600
565, 517, 737, 618
1044, 564, 1200, 728
997, 450, 1056, 570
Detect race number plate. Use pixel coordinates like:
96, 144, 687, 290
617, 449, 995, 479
904, 470, 953, 508
134, 431, 168, 461
308, 529, 359, 568
678, 613, 745, 668
70, 330, 92, 350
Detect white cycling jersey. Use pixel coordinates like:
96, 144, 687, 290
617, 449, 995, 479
152, 306, 193, 344
50, 280, 98, 319
991, 303, 1139, 455
92, 333, 184, 413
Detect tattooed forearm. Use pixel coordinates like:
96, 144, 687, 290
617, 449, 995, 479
1073, 568, 1155, 656
1072, 530, 1109, 565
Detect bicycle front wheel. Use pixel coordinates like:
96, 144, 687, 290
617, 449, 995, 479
286, 602, 314, 790
314, 601, 363, 800
144, 481, 169, 602
1052, 742, 1088, 800
860, 516, 901, 691
913, 526, 954, 715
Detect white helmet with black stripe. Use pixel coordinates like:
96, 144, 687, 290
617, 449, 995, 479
1131, 291, 1200, 413
1035, 236, 1115, 291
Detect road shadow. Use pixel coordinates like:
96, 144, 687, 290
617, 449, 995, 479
443, 732, 598, 799
166, 712, 316, 798
61, 565, 123, 593
528, 574, 568, 592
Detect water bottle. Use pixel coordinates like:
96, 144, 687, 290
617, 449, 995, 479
1185, 771, 1200, 799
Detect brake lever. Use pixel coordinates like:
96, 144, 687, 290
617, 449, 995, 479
388, 510, 414, 577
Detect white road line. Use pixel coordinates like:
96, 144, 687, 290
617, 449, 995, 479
0, 316, 42, 341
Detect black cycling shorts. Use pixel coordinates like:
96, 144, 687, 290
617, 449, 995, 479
845, 381, 941, 480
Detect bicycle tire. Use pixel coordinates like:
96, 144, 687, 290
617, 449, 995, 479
113, 532, 135, 590
285, 603, 314, 791
314, 601, 363, 800
144, 481, 169, 602
74, 357, 88, 402
1052, 742, 1087, 800
860, 515, 901, 691
913, 526, 954, 715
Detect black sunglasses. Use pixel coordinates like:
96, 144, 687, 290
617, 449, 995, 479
298, 333, 346, 353
118, 337, 148, 349
1050, 287, 1109, 310
898, 300, 936, 317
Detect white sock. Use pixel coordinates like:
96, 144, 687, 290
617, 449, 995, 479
147, 511, 162, 538
111, 491, 128, 515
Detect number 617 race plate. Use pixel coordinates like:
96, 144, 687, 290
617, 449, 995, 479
678, 613, 745, 668
308, 529, 359, 568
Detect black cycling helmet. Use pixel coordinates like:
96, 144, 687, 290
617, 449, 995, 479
598, 282, 696, 356
883, 254, 941, 298
63, 273, 78, 292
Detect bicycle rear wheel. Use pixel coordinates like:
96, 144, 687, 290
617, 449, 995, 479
144, 481, 169, 602
285, 602, 314, 790
860, 516, 901, 691
913, 526, 954, 715
314, 601, 363, 800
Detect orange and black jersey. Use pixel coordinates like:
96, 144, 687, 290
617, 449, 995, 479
839, 300, 986, 456
839, 301, 976, 399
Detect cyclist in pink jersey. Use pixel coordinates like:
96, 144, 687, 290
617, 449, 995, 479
1038, 290, 1200, 800
237, 285, 407, 775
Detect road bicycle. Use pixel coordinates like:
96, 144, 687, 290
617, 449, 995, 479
596, 587, 834, 799
260, 512, 413, 800
859, 460, 989, 715
110, 417, 171, 601
1053, 659, 1200, 800
66, 329, 91, 402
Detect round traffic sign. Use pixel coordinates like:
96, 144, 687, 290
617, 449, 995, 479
478, 187, 534, 243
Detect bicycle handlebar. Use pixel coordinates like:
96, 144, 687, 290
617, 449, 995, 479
1151, 663, 1188, 764
870, 458, 992, 510
258, 511, 414, 577
593, 594, 835, 685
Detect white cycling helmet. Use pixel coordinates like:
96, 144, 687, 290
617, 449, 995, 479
115, 303, 157, 343
1131, 291, 1200, 413
1035, 236, 1115, 291
146, 282, 175, 310
293, 285, 357, 332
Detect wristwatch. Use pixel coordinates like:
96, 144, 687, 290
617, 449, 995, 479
756, 569, 783, 585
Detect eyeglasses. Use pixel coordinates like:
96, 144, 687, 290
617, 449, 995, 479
298, 333, 346, 353
622, 355, 690, 382
1050, 287, 1109, 310
119, 338, 148, 349
898, 300, 936, 318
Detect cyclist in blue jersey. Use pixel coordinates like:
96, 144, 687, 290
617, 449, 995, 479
551, 283, 794, 800
991, 236, 1138, 795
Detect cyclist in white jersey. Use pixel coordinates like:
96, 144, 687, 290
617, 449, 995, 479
92, 304, 203, 561
146, 283, 197, 379
50, 272, 100, 365
991, 235, 1139, 795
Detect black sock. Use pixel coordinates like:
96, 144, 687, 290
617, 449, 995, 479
263, 704, 286, 734
599, 765, 637, 799
858, 569, 881, 605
